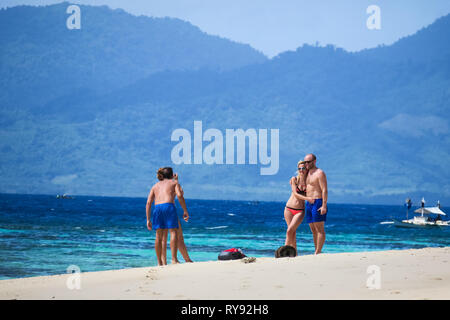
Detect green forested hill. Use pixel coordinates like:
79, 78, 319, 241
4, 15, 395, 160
0, 4, 449, 204
0, 2, 267, 110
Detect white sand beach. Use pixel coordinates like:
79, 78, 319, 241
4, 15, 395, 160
0, 247, 448, 300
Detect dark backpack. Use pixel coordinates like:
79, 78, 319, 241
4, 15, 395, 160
218, 248, 246, 260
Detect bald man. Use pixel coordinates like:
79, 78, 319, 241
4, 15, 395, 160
303, 153, 328, 254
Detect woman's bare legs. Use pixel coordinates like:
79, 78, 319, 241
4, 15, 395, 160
177, 220, 193, 262
284, 208, 293, 246
284, 208, 305, 254
169, 228, 179, 264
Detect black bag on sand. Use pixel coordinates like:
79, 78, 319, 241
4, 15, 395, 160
275, 245, 297, 258
218, 248, 246, 260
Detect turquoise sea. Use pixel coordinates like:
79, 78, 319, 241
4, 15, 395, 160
0, 193, 449, 280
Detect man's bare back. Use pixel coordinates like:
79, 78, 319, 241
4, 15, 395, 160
146, 170, 189, 232
146, 167, 190, 266
151, 179, 181, 205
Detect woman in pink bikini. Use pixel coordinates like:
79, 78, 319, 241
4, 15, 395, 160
284, 160, 313, 254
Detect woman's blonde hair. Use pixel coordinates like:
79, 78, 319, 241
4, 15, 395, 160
296, 160, 307, 188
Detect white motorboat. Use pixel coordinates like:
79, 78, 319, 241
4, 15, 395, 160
393, 198, 449, 228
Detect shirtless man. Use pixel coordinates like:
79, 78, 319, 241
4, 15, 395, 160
146, 167, 189, 265
304, 154, 328, 254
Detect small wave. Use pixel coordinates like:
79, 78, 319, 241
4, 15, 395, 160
227, 213, 235, 216
75, 227, 82, 230
0, 228, 24, 233
99, 230, 106, 232
380, 221, 394, 225
205, 226, 228, 230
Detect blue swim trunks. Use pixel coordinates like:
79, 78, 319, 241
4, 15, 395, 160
305, 199, 327, 224
152, 203, 179, 230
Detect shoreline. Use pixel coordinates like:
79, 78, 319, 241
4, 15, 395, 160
0, 247, 449, 300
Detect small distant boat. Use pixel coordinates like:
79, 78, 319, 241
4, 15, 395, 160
393, 198, 449, 228
56, 194, 74, 199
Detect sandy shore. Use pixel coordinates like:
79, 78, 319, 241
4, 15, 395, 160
0, 247, 449, 300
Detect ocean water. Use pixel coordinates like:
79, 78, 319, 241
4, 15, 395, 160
0, 193, 448, 280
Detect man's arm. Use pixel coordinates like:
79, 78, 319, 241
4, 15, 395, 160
318, 171, 328, 215
146, 187, 155, 230
175, 182, 189, 222
289, 178, 314, 202
173, 173, 185, 197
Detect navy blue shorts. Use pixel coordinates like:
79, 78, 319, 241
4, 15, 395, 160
152, 203, 179, 230
306, 199, 327, 224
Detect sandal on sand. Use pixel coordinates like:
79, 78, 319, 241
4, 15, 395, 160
241, 257, 256, 263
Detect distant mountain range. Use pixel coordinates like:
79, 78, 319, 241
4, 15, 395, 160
0, 3, 449, 205
0, 2, 266, 111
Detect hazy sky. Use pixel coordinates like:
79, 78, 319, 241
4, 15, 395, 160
3, 0, 450, 57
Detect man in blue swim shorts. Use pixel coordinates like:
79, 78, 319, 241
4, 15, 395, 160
146, 167, 189, 266
303, 153, 328, 254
